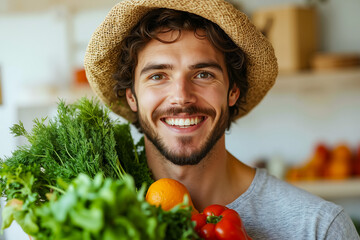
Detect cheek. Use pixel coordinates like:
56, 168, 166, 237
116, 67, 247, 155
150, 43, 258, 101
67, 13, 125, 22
202, 86, 229, 108
137, 88, 164, 114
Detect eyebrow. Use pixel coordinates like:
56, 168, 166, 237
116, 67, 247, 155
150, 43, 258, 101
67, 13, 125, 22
139, 61, 224, 76
189, 62, 224, 73
140, 63, 173, 76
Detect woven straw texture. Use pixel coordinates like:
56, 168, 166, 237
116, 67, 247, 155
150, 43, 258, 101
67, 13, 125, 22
84, 0, 278, 123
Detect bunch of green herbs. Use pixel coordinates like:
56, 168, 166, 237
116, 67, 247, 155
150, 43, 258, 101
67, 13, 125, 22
0, 97, 160, 235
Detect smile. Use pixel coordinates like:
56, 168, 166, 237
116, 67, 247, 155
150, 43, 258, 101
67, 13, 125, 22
163, 116, 205, 128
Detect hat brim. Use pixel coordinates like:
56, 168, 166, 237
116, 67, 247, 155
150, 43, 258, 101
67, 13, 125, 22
84, 0, 278, 123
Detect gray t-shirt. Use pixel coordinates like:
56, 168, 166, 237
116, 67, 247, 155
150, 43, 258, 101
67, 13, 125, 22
227, 168, 360, 240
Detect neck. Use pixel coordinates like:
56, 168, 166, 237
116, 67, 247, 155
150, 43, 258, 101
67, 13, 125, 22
145, 135, 255, 212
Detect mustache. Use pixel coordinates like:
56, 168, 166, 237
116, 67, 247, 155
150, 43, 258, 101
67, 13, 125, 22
152, 106, 216, 120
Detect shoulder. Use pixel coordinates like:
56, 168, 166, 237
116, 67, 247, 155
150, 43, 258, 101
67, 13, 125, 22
232, 168, 334, 207
325, 209, 360, 239
227, 168, 358, 239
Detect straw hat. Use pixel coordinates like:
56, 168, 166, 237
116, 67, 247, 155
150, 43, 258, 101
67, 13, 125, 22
84, 0, 278, 123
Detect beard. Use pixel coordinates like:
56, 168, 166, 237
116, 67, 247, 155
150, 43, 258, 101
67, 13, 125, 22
137, 105, 229, 166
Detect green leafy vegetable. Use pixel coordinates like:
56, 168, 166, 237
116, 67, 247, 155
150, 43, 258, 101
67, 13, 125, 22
5, 173, 199, 240
33, 174, 163, 240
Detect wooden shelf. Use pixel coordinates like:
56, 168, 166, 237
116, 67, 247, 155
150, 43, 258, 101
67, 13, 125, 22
291, 178, 360, 200
273, 67, 360, 93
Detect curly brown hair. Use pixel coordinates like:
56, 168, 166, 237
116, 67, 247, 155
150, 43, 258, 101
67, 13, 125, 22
114, 8, 248, 129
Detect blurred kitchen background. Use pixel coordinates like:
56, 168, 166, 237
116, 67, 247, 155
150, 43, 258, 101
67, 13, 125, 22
0, 0, 360, 238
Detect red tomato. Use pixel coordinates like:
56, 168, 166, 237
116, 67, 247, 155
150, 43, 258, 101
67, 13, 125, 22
215, 218, 248, 240
220, 209, 243, 227
191, 213, 207, 232
200, 223, 217, 240
194, 204, 252, 240
203, 204, 228, 216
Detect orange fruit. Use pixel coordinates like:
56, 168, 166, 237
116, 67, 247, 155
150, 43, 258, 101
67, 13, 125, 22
146, 178, 198, 214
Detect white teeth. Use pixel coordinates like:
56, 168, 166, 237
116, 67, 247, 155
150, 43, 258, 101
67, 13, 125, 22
165, 117, 203, 127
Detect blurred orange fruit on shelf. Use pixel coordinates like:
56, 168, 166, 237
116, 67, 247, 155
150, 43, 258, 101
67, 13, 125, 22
145, 178, 198, 214
285, 142, 360, 182
286, 167, 302, 182
332, 144, 352, 160
326, 144, 352, 180
305, 143, 330, 179
286, 164, 321, 182
286, 143, 331, 181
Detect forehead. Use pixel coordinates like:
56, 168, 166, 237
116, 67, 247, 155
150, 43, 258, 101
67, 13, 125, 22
136, 29, 225, 68
153, 28, 207, 42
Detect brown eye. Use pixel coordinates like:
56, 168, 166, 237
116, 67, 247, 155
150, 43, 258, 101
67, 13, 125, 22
196, 72, 213, 79
150, 74, 165, 80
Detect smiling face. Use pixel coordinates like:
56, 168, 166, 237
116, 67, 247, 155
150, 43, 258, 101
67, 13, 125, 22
126, 30, 240, 165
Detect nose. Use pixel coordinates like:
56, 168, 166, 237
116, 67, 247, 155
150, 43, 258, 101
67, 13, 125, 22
169, 76, 196, 106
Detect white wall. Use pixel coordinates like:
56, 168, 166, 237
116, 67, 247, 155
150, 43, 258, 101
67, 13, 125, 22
0, 8, 69, 157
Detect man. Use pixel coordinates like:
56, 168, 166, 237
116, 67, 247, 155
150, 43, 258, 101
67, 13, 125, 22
84, 0, 359, 239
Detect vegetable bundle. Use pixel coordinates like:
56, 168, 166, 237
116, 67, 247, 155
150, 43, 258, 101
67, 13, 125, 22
0, 97, 199, 239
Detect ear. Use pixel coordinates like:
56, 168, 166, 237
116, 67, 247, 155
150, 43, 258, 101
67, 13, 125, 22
228, 85, 240, 107
125, 88, 138, 112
